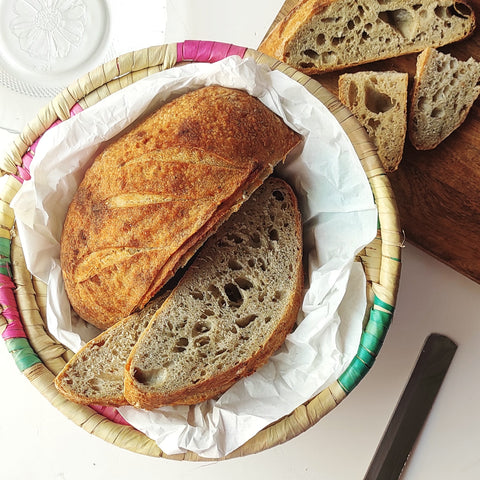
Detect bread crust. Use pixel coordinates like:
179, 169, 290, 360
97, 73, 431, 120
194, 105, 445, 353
259, 0, 476, 74
60, 86, 301, 329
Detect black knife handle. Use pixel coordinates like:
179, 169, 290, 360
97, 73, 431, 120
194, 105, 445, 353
363, 333, 457, 480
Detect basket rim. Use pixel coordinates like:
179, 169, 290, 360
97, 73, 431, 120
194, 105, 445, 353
0, 40, 402, 461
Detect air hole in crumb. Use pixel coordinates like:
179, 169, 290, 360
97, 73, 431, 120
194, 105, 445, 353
208, 284, 223, 299
378, 9, 414, 38
224, 283, 243, 307
274, 291, 284, 301
133, 367, 165, 386
449, 3, 472, 18
235, 276, 253, 290
193, 319, 212, 336
228, 259, 243, 271
316, 33, 326, 45
269, 228, 279, 241
365, 84, 394, 113
249, 231, 262, 247
190, 290, 204, 300
173, 337, 189, 352
272, 190, 285, 201
303, 49, 319, 59
257, 258, 267, 272
194, 336, 210, 348
236, 314, 258, 328
225, 233, 244, 244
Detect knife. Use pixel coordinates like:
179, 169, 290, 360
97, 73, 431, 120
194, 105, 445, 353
363, 333, 457, 480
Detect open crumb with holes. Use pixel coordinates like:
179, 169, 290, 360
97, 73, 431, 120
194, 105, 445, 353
338, 71, 408, 172
54, 293, 170, 406
124, 177, 303, 410
409, 47, 480, 150
259, 0, 475, 74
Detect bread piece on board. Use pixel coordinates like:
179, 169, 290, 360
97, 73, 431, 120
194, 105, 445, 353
60, 86, 302, 330
259, 0, 475, 75
338, 71, 408, 172
409, 47, 480, 150
54, 293, 169, 407
124, 177, 303, 410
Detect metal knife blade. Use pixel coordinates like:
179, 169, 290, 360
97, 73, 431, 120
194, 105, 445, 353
363, 333, 457, 480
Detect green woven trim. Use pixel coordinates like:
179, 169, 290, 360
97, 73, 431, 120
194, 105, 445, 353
374, 294, 395, 313
338, 296, 394, 393
0, 237, 11, 262
5, 338, 42, 371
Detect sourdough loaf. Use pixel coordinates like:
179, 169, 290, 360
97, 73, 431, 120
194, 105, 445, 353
60, 86, 301, 330
338, 71, 408, 172
409, 47, 480, 150
124, 177, 303, 409
54, 293, 169, 407
259, 0, 475, 74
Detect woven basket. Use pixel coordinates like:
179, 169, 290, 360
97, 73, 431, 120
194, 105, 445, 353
0, 41, 402, 460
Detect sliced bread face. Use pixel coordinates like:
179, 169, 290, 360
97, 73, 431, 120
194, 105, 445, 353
54, 293, 169, 407
259, 0, 475, 74
338, 71, 408, 172
124, 177, 304, 410
409, 47, 480, 150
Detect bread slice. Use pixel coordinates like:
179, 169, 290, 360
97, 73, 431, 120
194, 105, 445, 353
338, 71, 408, 172
60, 86, 301, 330
124, 177, 303, 410
54, 293, 169, 407
259, 0, 475, 75
409, 47, 480, 150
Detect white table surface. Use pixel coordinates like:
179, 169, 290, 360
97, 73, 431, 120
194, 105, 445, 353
1, 1, 480, 479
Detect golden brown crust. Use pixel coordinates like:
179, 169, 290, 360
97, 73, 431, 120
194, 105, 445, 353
60, 86, 301, 329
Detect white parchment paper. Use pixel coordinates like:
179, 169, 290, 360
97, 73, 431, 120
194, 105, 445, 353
11, 56, 377, 458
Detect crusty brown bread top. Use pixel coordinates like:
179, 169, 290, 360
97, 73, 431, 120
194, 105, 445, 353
124, 177, 303, 410
259, 0, 475, 74
60, 86, 301, 330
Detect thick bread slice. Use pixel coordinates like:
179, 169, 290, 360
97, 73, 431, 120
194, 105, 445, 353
54, 293, 169, 407
60, 86, 301, 330
409, 47, 480, 150
124, 177, 303, 410
338, 71, 408, 172
259, 0, 475, 74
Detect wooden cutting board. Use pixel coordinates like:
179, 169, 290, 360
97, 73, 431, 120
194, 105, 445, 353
263, 0, 480, 284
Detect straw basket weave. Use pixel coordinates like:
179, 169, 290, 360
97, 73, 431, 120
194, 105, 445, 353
0, 41, 402, 460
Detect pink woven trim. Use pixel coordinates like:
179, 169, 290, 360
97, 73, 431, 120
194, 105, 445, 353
177, 40, 247, 63
0, 273, 24, 339
14, 103, 84, 183
90, 405, 131, 426
0, 274, 20, 320
2, 320, 26, 340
